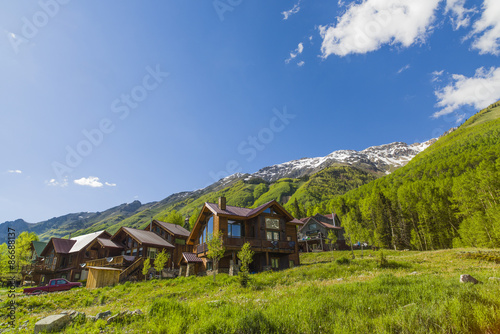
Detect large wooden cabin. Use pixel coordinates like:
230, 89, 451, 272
143, 220, 192, 268
85, 226, 175, 281
297, 213, 347, 252
184, 197, 303, 275
34, 231, 111, 284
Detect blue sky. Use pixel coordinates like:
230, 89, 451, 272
1, 0, 499, 223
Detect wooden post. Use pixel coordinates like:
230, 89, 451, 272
265, 251, 269, 266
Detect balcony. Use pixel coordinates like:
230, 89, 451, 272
86, 255, 136, 268
196, 237, 296, 255
21, 264, 55, 274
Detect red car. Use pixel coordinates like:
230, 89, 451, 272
23, 278, 82, 295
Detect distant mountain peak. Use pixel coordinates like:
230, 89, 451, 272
249, 138, 436, 182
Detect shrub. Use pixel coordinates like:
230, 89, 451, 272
335, 256, 350, 265
378, 251, 389, 268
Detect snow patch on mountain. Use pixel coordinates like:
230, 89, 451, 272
249, 139, 436, 182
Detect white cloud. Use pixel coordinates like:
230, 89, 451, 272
431, 70, 444, 82
285, 43, 304, 63
445, 0, 474, 30
74, 176, 103, 188
470, 0, 500, 55
397, 64, 411, 74
433, 67, 500, 118
319, 0, 440, 58
105, 182, 117, 187
7, 170, 22, 174
297, 61, 305, 67
282, 1, 301, 20
46, 178, 68, 187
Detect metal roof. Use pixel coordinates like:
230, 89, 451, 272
69, 231, 108, 253
154, 220, 190, 237
51, 239, 75, 254
87, 266, 122, 271
182, 252, 203, 263
122, 227, 175, 248
32, 241, 48, 257
96, 238, 123, 249
205, 201, 274, 218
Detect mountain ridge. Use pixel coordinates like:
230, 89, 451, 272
0, 137, 436, 243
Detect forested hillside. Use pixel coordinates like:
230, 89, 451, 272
322, 102, 500, 250
74, 165, 377, 236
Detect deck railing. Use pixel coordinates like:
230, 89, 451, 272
86, 255, 132, 267
195, 237, 295, 254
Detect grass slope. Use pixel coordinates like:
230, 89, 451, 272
2, 249, 500, 333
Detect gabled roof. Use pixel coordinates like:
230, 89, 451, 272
96, 238, 123, 249
181, 252, 203, 263
299, 216, 343, 233
32, 241, 48, 257
204, 200, 293, 220
117, 227, 175, 248
69, 231, 110, 253
153, 220, 190, 237
50, 239, 76, 254
188, 200, 296, 244
41, 230, 111, 256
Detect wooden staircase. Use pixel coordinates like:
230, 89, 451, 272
119, 257, 144, 282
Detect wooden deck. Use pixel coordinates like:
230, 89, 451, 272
196, 237, 295, 255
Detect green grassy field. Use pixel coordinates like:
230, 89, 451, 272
1, 249, 500, 333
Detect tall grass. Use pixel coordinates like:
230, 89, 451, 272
1, 249, 499, 333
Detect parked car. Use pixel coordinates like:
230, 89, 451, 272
23, 278, 82, 295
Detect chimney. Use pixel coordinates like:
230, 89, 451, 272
184, 216, 190, 230
218, 196, 226, 210
332, 213, 336, 227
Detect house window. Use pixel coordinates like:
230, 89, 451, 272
133, 241, 138, 248
206, 261, 213, 271
266, 217, 280, 241
271, 258, 279, 269
75, 273, 80, 280
126, 250, 131, 255
309, 223, 317, 230
265, 218, 280, 229
207, 216, 213, 240
132, 248, 137, 256
263, 208, 271, 214
148, 248, 158, 259
267, 231, 280, 241
228, 220, 242, 238
138, 248, 143, 257
127, 237, 132, 248
175, 239, 186, 245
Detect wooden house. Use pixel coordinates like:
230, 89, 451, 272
297, 213, 346, 252
21, 241, 48, 285
143, 220, 192, 268
85, 226, 175, 282
184, 197, 303, 276
37, 231, 111, 284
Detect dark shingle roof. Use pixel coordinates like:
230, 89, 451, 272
154, 220, 190, 237
122, 227, 174, 248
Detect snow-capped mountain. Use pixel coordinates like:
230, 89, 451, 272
248, 139, 437, 182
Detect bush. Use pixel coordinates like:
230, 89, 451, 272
335, 256, 350, 265
378, 251, 389, 268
